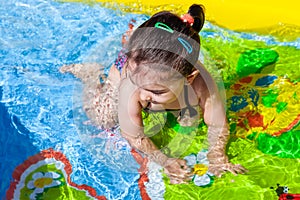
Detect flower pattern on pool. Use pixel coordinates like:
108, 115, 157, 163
184, 151, 214, 187
27, 172, 62, 199
7, 149, 106, 200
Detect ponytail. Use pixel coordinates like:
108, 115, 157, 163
188, 4, 205, 33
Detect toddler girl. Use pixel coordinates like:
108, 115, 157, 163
61, 4, 246, 184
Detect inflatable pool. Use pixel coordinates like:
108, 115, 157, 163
1, 0, 299, 199
65, 0, 300, 30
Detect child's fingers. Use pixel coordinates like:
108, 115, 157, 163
180, 167, 194, 178
226, 164, 247, 175
226, 166, 238, 176
167, 173, 184, 184
177, 159, 189, 170
168, 174, 191, 185
169, 177, 185, 184
164, 167, 193, 181
208, 165, 222, 177
233, 164, 248, 174
209, 163, 247, 177
209, 164, 228, 177
163, 158, 194, 183
165, 170, 191, 179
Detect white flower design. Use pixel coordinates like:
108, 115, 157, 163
27, 171, 62, 199
184, 150, 214, 187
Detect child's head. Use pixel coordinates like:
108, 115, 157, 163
126, 4, 205, 84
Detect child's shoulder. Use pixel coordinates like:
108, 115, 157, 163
192, 73, 208, 96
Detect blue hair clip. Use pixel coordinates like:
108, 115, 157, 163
154, 22, 193, 54
154, 22, 174, 33
178, 37, 193, 54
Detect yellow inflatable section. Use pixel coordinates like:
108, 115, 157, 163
66, 0, 300, 30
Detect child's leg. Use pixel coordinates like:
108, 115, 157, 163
60, 63, 120, 129
58, 19, 134, 128
60, 63, 105, 85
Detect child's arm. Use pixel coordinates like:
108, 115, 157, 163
118, 78, 192, 183
195, 61, 246, 177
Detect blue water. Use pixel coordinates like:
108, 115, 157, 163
0, 0, 148, 199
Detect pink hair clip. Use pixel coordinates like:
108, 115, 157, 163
181, 14, 194, 26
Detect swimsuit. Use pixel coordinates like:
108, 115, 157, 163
143, 84, 198, 118
114, 48, 128, 74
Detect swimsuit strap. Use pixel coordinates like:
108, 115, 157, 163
180, 84, 198, 118
143, 85, 198, 118
114, 48, 128, 74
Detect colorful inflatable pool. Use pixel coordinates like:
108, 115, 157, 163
1, 0, 299, 199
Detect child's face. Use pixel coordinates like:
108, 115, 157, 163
133, 75, 185, 105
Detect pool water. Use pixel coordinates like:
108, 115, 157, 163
1, 0, 299, 199
0, 0, 148, 199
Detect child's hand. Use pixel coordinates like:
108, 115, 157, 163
207, 151, 247, 177
209, 162, 246, 177
163, 158, 193, 184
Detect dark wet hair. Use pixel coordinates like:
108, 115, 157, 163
126, 4, 205, 78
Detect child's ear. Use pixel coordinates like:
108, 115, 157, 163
186, 70, 199, 85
